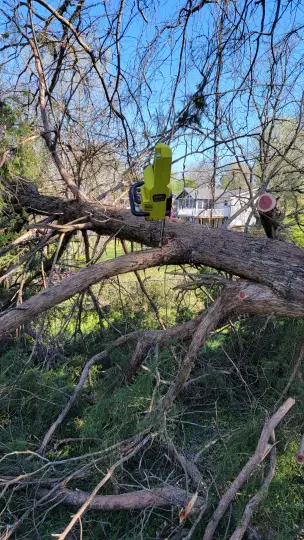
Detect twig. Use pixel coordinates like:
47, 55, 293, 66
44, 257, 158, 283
147, 345, 161, 412
0, 432, 151, 538
87, 287, 121, 334
184, 502, 209, 539
221, 345, 254, 400
296, 433, 304, 463
25, 222, 92, 231
174, 278, 228, 290
0, 218, 52, 257
37, 348, 107, 455
184, 369, 232, 390
47, 233, 65, 286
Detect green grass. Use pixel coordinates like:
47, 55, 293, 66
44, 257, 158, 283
1, 242, 304, 539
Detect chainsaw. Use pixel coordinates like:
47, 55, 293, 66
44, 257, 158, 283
129, 143, 172, 246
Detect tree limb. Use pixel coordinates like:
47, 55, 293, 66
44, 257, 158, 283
229, 437, 276, 540
203, 398, 295, 540
0, 246, 304, 340
37, 484, 205, 511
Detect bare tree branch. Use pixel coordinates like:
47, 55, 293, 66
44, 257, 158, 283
203, 398, 295, 540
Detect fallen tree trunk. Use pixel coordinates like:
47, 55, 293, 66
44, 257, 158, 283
10, 182, 304, 298
0, 182, 303, 339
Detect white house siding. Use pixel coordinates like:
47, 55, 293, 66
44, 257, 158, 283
174, 188, 256, 229
228, 196, 256, 228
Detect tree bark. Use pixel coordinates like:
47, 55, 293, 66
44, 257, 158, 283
0, 252, 304, 341
11, 184, 304, 299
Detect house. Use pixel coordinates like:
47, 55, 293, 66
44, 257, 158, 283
174, 187, 255, 229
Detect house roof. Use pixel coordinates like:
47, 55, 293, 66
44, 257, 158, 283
175, 187, 219, 199
176, 187, 231, 200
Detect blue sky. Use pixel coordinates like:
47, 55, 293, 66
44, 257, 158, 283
115, 0, 304, 170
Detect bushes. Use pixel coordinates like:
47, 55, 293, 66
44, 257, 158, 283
0, 346, 85, 454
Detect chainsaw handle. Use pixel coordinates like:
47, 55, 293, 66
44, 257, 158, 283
129, 181, 150, 217
132, 181, 142, 204
166, 195, 172, 216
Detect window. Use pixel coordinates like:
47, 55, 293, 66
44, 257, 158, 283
197, 200, 203, 209
186, 196, 193, 208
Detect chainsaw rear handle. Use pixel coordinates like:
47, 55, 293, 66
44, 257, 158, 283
129, 181, 150, 217
166, 195, 172, 217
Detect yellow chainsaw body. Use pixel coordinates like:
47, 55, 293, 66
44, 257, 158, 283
140, 143, 172, 221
